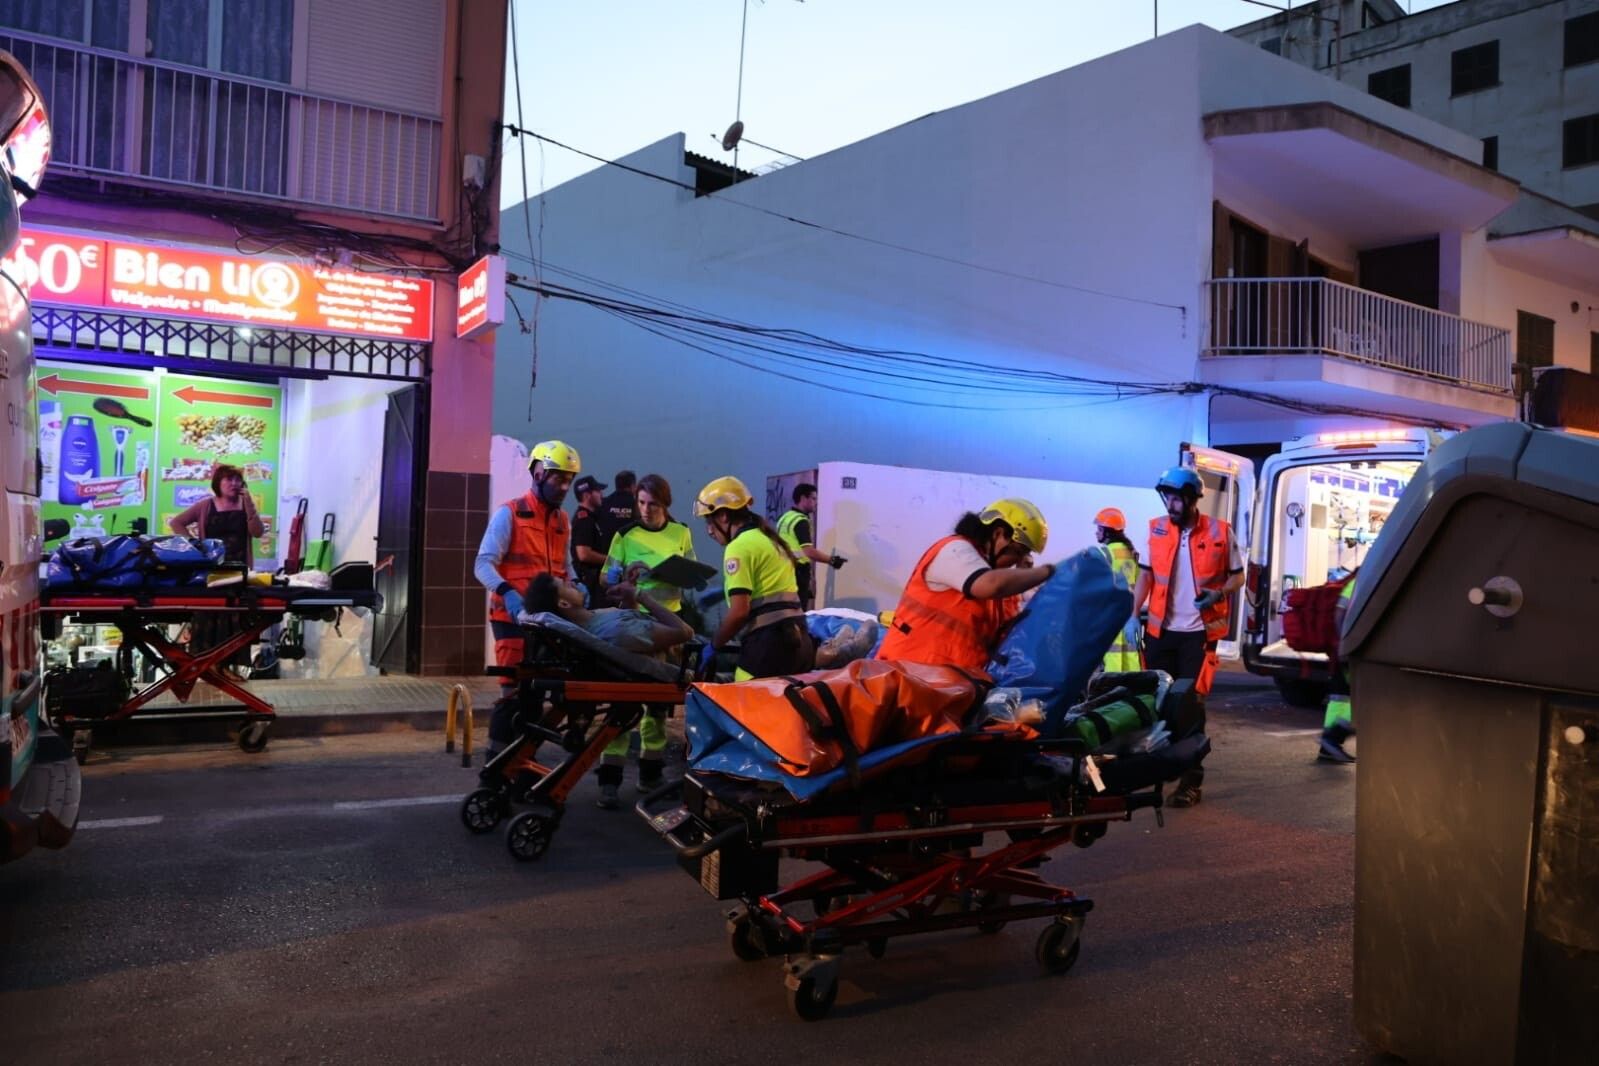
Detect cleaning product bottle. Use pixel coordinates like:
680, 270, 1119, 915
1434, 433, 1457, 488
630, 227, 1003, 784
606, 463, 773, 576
38, 400, 63, 502
59, 415, 100, 505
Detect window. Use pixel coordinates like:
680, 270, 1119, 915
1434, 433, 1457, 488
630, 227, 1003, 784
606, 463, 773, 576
1566, 11, 1599, 68
1517, 311, 1555, 370
1565, 114, 1599, 169
1260, 36, 1282, 56
1451, 41, 1499, 96
1482, 136, 1499, 170
1368, 64, 1411, 108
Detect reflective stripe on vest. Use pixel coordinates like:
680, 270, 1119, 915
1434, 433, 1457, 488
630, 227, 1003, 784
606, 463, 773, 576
776, 509, 808, 553
1145, 513, 1232, 641
746, 591, 804, 632
489, 491, 570, 624
875, 534, 1012, 675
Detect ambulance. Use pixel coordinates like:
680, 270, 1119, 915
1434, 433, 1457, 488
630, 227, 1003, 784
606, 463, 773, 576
1183, 428, 1439, 707
0, 49, 79, 861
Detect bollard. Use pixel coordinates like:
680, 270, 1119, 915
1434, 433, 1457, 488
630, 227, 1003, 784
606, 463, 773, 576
444, 683, 473, 768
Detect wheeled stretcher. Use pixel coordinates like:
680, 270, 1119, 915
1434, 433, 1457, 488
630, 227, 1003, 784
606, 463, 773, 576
459, 613, 702, 861
638, 671, 1209, 1020
39, 586, 382, 755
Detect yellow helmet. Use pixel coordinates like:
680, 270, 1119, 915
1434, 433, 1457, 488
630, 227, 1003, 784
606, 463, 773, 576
979, 497, 1049, 555
528, 439, 580, 475
694, 475, 754, 517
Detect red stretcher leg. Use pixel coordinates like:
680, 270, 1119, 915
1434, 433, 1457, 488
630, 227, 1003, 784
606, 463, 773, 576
116, 617, 277, 720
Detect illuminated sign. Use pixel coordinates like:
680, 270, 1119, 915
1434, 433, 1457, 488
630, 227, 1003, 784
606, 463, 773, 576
2, 227, 434, 342
455, 254, 505, 338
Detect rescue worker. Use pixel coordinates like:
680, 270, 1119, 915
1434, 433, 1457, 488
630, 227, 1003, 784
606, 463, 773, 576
1318, 573, 1357, 764
1093, 507, 1143, 674
695, 476, 815, 681
1131, 466, 1244, 808
776, 483, 846, 611
875, 499, 1056, 676
594, 473, 694, 807
473, 439, 580, 759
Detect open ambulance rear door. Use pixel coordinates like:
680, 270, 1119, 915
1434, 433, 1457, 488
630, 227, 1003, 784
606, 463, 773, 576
1177, 444, 1254, 662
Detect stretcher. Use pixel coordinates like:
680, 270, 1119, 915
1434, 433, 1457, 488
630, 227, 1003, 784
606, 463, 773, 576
637, 676, 1208, 1020
39, 586, 382, 755
459, 612, 701, 861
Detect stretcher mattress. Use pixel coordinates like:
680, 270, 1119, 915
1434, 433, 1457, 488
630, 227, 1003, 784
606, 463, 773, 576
518, 611, 687, 684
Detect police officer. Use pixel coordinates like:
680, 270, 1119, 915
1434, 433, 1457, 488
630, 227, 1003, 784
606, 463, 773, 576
569, 474, 608, 607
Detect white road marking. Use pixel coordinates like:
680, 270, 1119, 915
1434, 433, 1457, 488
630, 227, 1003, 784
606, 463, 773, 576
1263, 729, 1323, 738
78, 815, 165, 829
332, 794, 460, 811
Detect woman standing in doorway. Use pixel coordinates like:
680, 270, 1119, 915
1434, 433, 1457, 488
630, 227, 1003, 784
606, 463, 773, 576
170, 463, 266, 675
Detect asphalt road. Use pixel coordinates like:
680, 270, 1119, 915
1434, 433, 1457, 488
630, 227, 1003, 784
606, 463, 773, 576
1, 682, 1368, 1065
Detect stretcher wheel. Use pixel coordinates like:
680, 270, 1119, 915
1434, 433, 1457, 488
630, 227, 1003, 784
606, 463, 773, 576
1035, 920, 1082, 975
237, 720, 272, 754
70, 729, 92, 766
506, 806, 558, 862
787, 976, 837, 1022
727, 910, 766, 962
461, 788, 507, 834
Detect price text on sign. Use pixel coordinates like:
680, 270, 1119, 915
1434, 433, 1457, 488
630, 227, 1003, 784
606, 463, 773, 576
3, 227, 434, 343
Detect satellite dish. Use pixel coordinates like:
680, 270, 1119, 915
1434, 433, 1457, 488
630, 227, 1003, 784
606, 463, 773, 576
721, 120, 744, 152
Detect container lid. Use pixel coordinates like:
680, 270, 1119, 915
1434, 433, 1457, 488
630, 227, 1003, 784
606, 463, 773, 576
1343, 422, 1599, 655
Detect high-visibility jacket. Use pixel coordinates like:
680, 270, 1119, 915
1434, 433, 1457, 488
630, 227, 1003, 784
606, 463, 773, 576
876, 535, 1016, 675
776, 509, 812, 566
1101, 541, 1143, 673
487, 491, 570, 625
1145, 513, 1233, 641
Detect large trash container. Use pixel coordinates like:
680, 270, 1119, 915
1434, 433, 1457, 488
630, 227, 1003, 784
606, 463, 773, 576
1342, 422, 1599, 1065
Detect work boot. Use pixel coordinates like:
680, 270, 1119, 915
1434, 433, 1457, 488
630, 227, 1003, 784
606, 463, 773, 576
636, 758, 665, 794
1317, 733, 1356, 764
596, 782, 621, 810
1168, 782, 1202, 808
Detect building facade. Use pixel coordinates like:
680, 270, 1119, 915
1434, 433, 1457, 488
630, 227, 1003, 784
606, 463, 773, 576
493, 26, 1599, 573
1230, 0, 1599, 214
3, 0, 510, 675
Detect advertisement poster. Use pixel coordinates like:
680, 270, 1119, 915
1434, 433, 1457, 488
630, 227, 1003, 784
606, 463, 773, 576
156, 374, 282, 567
38, 366, 156, 539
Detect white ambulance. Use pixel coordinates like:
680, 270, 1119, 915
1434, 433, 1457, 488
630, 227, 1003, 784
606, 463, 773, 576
1182, 428, 1439, 707
0, 49, 79, 861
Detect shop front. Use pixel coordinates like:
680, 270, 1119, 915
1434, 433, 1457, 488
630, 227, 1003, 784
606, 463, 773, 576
9, 225, 435, 681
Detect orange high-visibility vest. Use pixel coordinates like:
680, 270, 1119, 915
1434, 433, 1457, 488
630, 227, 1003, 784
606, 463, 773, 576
488, 491, 570, 625
1145, 513, 1232, 641
876, 535, 1017, 675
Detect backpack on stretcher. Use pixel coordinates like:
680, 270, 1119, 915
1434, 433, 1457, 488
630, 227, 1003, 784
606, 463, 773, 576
1281, 572, 1356, 656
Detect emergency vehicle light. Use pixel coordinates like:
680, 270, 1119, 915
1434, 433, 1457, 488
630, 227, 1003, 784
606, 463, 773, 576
1316, 429, 1411, 445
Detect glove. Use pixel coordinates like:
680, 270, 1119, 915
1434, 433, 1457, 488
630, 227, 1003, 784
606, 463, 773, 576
828, 554, 847, 570
697, 643, 719, 678
502, 589, 525, 619
1194, 588, 1225, 610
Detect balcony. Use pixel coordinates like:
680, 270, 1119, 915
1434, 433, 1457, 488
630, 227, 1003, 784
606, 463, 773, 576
2, 30, 440, 223
1205, 277, 1513, 394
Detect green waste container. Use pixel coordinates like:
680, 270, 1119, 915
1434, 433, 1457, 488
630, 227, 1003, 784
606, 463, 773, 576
1343, 422, 1599, 1065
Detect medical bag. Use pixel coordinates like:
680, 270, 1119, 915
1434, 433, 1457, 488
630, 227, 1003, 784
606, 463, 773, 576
1282, 573, 1356, 656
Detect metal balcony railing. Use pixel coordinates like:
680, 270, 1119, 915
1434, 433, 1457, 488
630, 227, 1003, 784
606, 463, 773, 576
1205, 277, 1513, 394
1, 30, 440, 222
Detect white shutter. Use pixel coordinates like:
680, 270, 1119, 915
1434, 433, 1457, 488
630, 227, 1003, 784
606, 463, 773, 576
304, 0, 444, 115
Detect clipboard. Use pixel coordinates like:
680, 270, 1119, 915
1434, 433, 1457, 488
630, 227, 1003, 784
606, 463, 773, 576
646, 554, 719, 590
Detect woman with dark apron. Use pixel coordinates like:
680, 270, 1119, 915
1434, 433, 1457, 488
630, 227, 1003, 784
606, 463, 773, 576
169, 463, 265, 674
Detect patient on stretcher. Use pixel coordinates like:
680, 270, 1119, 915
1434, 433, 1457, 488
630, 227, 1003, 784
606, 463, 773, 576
525, 571, 694, 655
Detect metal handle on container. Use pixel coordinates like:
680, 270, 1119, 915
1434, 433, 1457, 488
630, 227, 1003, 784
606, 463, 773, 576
1467, 576, 1523, 618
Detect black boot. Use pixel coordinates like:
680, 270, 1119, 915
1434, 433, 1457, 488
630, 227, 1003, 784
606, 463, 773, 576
1317, 723, 1356, 764
596, 763, 624, 810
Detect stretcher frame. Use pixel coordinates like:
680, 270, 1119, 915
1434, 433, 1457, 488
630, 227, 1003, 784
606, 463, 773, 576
638, 736, 1171, 1021
459, 615, 702, 861
40, 589, 378, 755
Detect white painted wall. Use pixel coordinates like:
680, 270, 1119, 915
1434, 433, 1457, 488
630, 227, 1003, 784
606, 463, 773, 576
814, 460, 1158, 615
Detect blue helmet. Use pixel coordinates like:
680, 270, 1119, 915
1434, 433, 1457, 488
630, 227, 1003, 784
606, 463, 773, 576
1156, 466, 1203, 499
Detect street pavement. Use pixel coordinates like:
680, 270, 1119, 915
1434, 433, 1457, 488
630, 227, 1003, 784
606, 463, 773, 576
1, 680, 1370, 1065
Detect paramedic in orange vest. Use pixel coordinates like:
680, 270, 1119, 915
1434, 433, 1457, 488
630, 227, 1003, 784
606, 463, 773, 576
876, 498, 1056, 676
1131, 466, 1243, 809
475, 439, 580, 757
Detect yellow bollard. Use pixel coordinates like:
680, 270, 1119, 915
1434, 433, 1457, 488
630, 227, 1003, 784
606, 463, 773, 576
444, 683, 473, 768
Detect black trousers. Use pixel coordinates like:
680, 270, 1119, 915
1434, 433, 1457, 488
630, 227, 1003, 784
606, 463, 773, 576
1143, 627, 1212, 787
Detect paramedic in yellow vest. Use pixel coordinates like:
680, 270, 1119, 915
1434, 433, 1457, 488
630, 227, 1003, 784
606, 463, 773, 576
1093, 508, 1142, 674
593, 473, 694, 808
1318, 574, 1357, 764
1131, 466, 1244, 809
776, 483, 846, 611
695, 476, 815, 681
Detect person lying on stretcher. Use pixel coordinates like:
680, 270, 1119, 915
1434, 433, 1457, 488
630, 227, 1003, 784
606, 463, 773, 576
525, 570, 695, 655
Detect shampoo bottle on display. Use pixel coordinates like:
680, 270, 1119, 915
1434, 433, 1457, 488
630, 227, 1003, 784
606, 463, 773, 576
59, 415, 100, 505
39, 400, 63, 502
